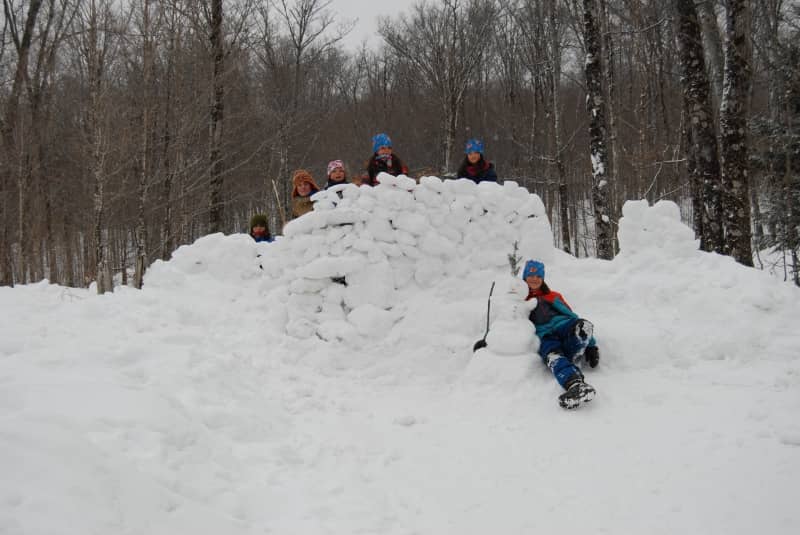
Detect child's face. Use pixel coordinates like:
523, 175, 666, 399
377, 146, 393, 156
252, 225, 267, 237
329, 168, 345, 181
467, 152, 481, 164
525, 275, 543, 291
297, 181, 313, 196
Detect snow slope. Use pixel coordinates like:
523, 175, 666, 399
1, 176, 799, 534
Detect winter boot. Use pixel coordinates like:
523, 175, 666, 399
558, 374, 596, 409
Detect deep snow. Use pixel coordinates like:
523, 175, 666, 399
1, 175, 799, 534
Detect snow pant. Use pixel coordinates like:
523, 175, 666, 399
537, 318, 594, 388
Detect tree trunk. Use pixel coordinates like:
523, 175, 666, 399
697, 0, 725, 106
719, 0, 753, 266
133, 0, 152, 288
87, 1, 112, 294
1, 0, 44, 286
675, 0, 724, 253
208, 0, 225, 234
583, 0, 614, 260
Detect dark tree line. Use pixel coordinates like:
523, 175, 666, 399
1, 0, 798, 291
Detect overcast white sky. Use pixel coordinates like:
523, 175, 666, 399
331, 0, 415, 50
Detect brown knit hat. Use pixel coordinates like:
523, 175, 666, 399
291, 169, 320, 197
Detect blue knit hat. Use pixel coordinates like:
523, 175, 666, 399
465, 138, 484, 154
522, 260, 545, 280
372, 133, 392, 153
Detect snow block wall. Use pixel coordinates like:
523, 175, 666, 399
257, 173, 554, 341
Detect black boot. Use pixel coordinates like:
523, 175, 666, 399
558, 374, 596, 409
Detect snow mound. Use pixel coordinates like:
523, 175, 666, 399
617, 199, 698, 256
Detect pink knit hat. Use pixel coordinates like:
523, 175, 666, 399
327, 159, 346, 177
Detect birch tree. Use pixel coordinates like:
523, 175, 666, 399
719, 0, 753, 265
582, 0, 614, 259
78, 0, 118, 293
133, 0, 154, 288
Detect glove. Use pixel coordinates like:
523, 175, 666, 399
584, 346, 600, 368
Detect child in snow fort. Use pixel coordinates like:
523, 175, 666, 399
248, 213, 273, 243
456, 138, 498, 183
325, 159, 348, 189
290, 169, 320, 219
523, 260, 600, 409
362, 133, 409, 186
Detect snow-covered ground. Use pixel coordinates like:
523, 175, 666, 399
2, 176, 799, 534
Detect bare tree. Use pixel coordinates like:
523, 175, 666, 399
674, 0, 724, 252
1, 0, 45, 285
207, 0, 224, 233
78, 0, 119, 293
133, 0, 154, 288
719, 0, 753, 265
697, 0, 724, 105
382, 0, 499, 172
582, 0, 614, 259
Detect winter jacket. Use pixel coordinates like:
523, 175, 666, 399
457, 157, 497, 183
291, 195, 314, 218
526, 287, 596, 346
250, 233, 274, 243
526, 287, 579, 338
363, 153, 409, 185
326, 178, 348, 189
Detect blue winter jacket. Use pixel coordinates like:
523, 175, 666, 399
527, 289, 578, 337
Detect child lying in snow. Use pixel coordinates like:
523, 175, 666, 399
523, 260, 600, 409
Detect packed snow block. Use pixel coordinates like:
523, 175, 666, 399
347, 304, 396, 336
352, 236, 374, 253
367, 247, 388, 263
393, 212, 428, 235
399, 243, 423, 259
287, 293, 323, 319
366, 217, 396, 243
289, 278, 328, 294
343, 262, 395, 309
325, 208, 368, 227
302, 238, 329, 264
296, 256, 364, 279
516, 195, 546, 219
618, 199, 698, 256
446, 201, 472, 227
379, 242, 403, 258
313, 199, 336, 211
420, 231, 458, 258
390, 257, 416, 288
414, 257, 445, 287
286, 317, 316, 339
376, 186, 416, 211
316, 319, 358, 342
418, 175, 444, 192
439, 225, 463, 246
443, 177, 477, 196
394, 229, 417, 246
476, 183, 507, 211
